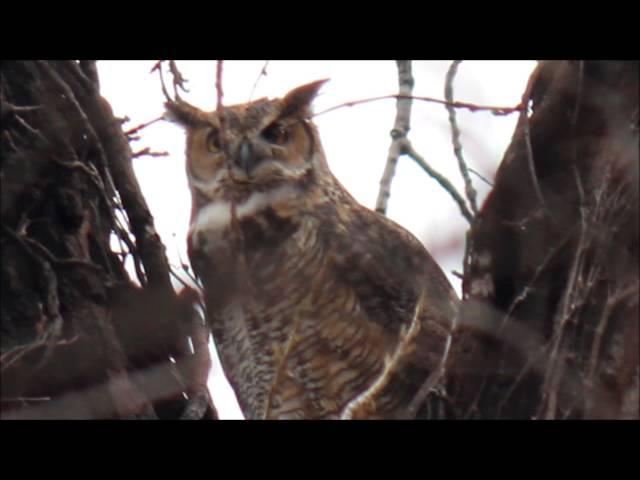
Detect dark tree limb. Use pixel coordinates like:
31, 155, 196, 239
1, 60, 217, 419
453, 60, 639, 419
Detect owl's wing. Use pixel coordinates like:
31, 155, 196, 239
326, 204, 459, 335
316, 203, 458, 418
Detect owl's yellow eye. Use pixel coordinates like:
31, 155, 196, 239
207, 128, 221, 152
262, 123, 290, 146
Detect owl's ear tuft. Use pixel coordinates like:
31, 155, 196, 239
280, 79, 329, 118
164, 99, 209, 127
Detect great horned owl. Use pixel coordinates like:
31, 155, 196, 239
166, 80, 459, 419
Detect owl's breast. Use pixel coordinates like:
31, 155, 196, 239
188, 186, 305, 281
189, 194, 326, 418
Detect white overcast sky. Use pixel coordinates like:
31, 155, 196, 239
97, 60, 537, 419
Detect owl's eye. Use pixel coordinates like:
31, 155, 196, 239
206, 128, 221, 152
262, 123, 290, 146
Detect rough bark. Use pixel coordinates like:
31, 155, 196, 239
1, 60, 216, 419
449, 60, 639, 419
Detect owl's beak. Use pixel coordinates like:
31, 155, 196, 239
237, 138, 254, 176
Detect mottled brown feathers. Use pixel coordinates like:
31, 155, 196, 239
173, 80, 459, 419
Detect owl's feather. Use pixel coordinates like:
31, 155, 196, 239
170, 80, 459, 419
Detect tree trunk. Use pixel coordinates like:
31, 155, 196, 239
450, 60, 638, 419
1, 60, 216, 419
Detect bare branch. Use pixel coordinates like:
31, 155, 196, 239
444, 60, 478, 216
403, 141, 474, 224
468, 167, 494, 187
313, 94, 523, 120
124, 115, 164, 137
1, 334, 79, 373
249, 61, 270, 101
2, 129, 20, 152
518, 67, 546, 209
151, 61, 172, 102
13, 113, 49, 144
1, 102, 42, 115
35, 64, 151, 286
540, 167, 589, 419
168, 60, 189, 99
37, 61, 118, 200
2, 224, 103, 273
521, 112, 546, 209
1, 397, 52, 404
132, 147, 169, 158
375, 60, 414, 215
215, 61, 224, 111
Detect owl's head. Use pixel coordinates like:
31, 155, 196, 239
166, 79, 330, 202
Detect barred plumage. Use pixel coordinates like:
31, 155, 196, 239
167, 80, 459, 419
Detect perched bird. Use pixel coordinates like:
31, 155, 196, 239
166, 80, 459, 419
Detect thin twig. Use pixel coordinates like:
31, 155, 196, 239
540, 166, 589, 419
124, 115, 164, 137
132, 147, 169, 158
2, 224, 102, 272
517, 67, 546, 210
521, 112, 546, 209
57, 60, 174, 292
52, 151, 145, 285
375, 60, 414, 215
249, 61, 270, 101
1, 334, 79, 373
215, 61, 224, 111
403, 141, 474, 224
1, 102, 42, 114
1, 397, 52, 403
492, 229, 576, 417
13, 113, 49, 144
168, 60, 189, 100
497, 228, 576, 334
169, 266, 197, 294
468, 167, 493, 187
151, 61, 172, 102
587, 283, 639, 382
313, 94, 523, 120
444, 60, 478, 216
37, 61, 118, 200
215, 62, 242, 248
2, 129, 20, 152
456, 299, 598, 420
171, 237, 202, 288
214, 60, 256, 342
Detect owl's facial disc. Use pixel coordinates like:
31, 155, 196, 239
226, 119, 312, 182
187, 121, 314, 201
182, 79, 329, 197
237, 120, 290, 176
187, 126, 227, 186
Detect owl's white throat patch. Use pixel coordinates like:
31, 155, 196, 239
189, 186, 298, 237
